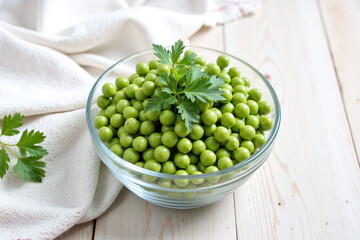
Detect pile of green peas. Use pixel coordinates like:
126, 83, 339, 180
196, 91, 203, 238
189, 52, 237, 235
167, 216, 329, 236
94, 52, 273, 185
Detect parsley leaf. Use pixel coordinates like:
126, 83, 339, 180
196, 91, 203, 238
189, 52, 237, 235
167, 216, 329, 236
159, 73, 177, 94
13, 156, 46, 183
145, 40, 226, 132
145, 92, 176, 112
17, 129, 47, 157
0, 113, 48, 182
179, 52, 197, 66
0, 147, 10, 178
170, 40, 185, 65
184, 66, 207, 86
1, 113, 24, 136
152, 44, 171, 65
173, 67, 184, 82
209, 75, 226, 90
177, 99, 199, 131
183, 69, 226, 103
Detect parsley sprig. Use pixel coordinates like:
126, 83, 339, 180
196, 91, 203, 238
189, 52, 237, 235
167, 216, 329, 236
0, 113, 48, 182
145, 40, 225, 131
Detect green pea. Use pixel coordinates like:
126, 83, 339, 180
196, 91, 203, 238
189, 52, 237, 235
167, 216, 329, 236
185, 164, 198, 175
228, 67, 241, 78
217, 55, 230, 69
98, 127, 113, 142
205, 137, 220, 152
216, 148, 231, 160
219, 72, 231, 84
234, 147, 250, 162
159, 110, 176, 126
200, 150, 216, 166
174, 170, 189, 187
240, 125, 256, 140
214, 126, 230, 143
149, 133, 162, 148
113, 90, 127, 103
230, 77, 244, 87
189, 153, 200, 165
252, 134, 266, 148
204, 166, 220, 183
190, 171, 205, 185
140, 121, 155, 135
161, 161, 177, 174
102, 83, 117, 97
110, 144, 124, 157
136, 62, 149, 76
161, 131, 178, 148
246, 100, 259, 115
240, 140, 254, 153
108, 137, 120, 147
174, 153, 190, 169
259, 116, 273, 131
123, 148, 140, 163
245, 115, 260, 129
217, 157, 233, 170
195, 57, 206, 66
144, 159, 161, 172
149, 59, 160, 70
258, 101, 272, 115
154, 146, 170, 162
177, 138, 192, 154
207, 63, 221, 76
143, 148, 155, 161
248, 88, 262, 102
115, 77, 129, 89
110, 114, 125, 128
94, 116, 108, 129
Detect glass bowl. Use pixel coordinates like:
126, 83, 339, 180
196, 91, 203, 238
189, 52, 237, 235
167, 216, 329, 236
86, 46, 281, 209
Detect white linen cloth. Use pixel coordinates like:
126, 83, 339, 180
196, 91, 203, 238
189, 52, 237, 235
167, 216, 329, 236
0, 0, 260, 239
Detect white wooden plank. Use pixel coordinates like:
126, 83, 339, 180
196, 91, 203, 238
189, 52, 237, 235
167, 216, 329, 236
318, 0, 360, 160
224, 0, 360, 239
189, 26, 224, 49
94, 189, 236, 240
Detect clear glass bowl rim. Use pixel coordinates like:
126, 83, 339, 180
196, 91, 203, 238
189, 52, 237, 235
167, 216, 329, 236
86, 46, 281, 180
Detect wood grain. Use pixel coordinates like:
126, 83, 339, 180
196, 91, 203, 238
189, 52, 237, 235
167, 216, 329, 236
189, 26, 224, 50
56, 221, 94, 240
94, 188, 236, 240
318, 0, 360, 161
93, 25, 238, 240
225, 0, 360, 239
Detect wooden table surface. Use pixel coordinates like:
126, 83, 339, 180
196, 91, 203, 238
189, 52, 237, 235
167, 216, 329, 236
57, 0, 360, 239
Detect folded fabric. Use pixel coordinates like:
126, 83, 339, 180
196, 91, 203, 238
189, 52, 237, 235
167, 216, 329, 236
0, 0, 260, 239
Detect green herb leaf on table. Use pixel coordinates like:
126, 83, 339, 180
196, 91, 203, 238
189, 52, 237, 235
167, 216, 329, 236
13, 156, 46, 183
0, 112, 48, 182
1, 112, 24, 136
0, 147, 10, 178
